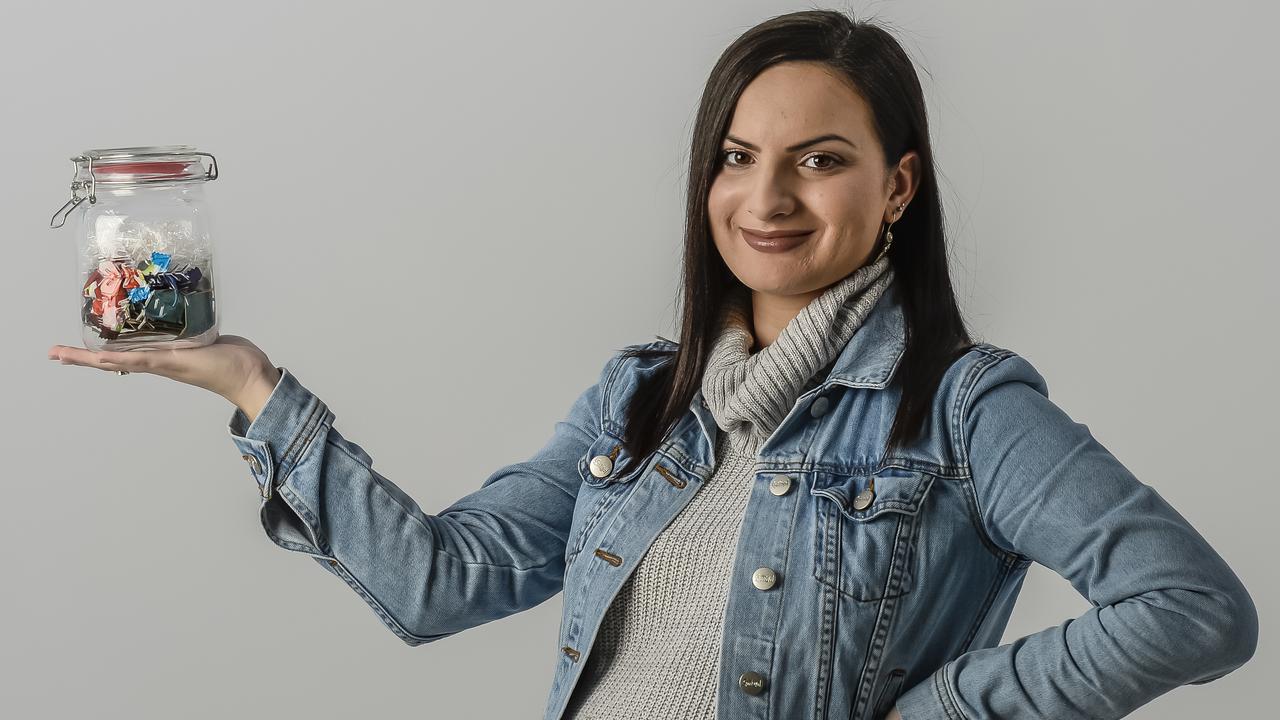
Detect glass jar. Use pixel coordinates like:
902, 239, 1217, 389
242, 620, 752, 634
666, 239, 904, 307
49, 145, 221, 351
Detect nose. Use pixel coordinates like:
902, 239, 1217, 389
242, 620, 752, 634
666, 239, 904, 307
745, 165, 798, 221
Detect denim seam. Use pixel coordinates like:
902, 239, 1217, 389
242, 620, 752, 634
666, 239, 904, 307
812, 564, 839, 720
765, 491, 802, 720
566, 484, 629, 567
321, 556, 452, 646
852, 514, 910, 715
873, 669, 906, 719
956, 477, 1021, 563
273, 397, 327, 484
269, 409, 336, 550
960, 555, 1016, 653
955, 352, 1033, 564
599, 347, 634, 432
937, 659, 969, 720
275, 482, 331, 556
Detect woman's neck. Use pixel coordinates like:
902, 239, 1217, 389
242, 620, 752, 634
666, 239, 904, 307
749, 287, 823, 350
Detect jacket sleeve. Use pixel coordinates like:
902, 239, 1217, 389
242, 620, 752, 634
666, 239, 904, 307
894, 351, 1258, 719
226, 355, 619, 646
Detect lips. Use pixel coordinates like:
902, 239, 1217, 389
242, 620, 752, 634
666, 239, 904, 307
741, 228, 812, 253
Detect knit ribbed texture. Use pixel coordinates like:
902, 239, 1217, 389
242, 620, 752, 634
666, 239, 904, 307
701, 255, 895, 456
563, 430, 753, 720
562, 259, 895, 719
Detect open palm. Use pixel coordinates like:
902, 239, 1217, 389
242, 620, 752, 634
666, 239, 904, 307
47, 334, 276, 404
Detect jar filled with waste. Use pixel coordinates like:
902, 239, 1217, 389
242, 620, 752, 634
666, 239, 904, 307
49, 145, 220, 351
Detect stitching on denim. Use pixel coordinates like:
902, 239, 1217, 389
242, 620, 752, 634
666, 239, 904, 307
567, 485, 628, 564
939, 660, 969, 720
598, 349, 632, 434
273, 403, 332, 500
852, 512, 912, 715
932, 667, 957, 720
954, 351, 1030, 563
873, 669, 906, 719
957, 476, 1020, 562
277, 397, 325, 479
959, 554, 1016, 653
812, 542, 840, 720
324, 556, 446, 645
275, 482, 330, 555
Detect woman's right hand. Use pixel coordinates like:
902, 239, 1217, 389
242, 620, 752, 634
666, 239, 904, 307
46, 334, 282, 422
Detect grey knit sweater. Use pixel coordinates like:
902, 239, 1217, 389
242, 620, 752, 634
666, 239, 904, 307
563, 257, 895, 719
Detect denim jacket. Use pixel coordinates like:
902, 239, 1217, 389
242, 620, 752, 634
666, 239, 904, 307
227, 285, 1257, 720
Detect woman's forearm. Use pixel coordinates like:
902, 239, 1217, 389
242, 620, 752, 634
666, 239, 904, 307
230, 365, 282, 426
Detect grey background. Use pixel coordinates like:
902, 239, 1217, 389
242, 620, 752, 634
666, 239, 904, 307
3, 1, 1273, 717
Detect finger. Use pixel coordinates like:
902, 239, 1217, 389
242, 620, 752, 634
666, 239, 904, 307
48, 345, 152, 374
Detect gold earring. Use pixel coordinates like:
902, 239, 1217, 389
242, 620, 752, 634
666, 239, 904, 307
872, 203, 906, 263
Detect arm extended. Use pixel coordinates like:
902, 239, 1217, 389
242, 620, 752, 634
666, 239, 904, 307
226, 355, 619, 646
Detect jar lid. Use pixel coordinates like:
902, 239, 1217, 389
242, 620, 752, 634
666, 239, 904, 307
79, 145, 217, 184
49, 144, 220, 228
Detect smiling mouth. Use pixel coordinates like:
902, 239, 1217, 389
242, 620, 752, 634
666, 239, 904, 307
740, 228, 812, 253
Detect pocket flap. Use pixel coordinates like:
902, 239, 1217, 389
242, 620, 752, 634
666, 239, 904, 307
577, 429, 647, 488
810, 468, 935, 520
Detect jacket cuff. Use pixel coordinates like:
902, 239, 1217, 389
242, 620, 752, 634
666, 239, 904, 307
227, 367, 331, 501
894, 660, 965, 720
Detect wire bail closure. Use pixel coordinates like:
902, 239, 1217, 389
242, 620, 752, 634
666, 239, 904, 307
49, 148, 219, 229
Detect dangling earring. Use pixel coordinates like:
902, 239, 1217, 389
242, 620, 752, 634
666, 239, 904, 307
872, 202, 907, 263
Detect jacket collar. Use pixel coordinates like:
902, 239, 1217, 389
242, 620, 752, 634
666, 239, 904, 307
684, 279, 907, 457
821, 277, 907, 390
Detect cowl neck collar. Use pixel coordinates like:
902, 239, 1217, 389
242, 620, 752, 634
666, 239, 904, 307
700, 255, 895, 456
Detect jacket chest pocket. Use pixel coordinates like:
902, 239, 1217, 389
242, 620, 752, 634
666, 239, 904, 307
566, 429, 653, 569
810, 468, 935, 602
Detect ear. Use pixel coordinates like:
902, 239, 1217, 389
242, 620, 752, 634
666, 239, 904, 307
885, 150, 921, 221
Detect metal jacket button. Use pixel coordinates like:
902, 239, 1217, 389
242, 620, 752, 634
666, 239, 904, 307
852, 479, 876, 511
739, 671, 766, 695
768, 475, 792, 496
588, 454, 613, 478
751, 567, 777, 590
242, 454, 262, 474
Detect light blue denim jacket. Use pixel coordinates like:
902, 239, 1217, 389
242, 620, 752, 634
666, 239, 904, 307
227, 285, 1257, 720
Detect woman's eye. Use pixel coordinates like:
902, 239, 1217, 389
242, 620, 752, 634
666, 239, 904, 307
719, 149, 842, 171
803, 153, 842, 170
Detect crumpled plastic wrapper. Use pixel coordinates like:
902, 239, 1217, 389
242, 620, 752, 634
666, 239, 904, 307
77, 214, 216, 344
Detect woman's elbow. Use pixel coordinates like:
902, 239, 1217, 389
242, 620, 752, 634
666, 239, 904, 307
1193, 577, 1259, 683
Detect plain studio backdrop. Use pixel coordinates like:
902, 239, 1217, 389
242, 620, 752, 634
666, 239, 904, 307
2, 1, 1274, 717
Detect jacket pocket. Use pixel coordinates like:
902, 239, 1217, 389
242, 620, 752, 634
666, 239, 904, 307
811, 468, 935, 601
872, 667, 907, 719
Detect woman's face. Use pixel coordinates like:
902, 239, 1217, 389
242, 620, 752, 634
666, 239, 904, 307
708, 61, 917, 300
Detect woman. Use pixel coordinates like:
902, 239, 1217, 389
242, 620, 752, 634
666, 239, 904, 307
47, 9, 1256, 720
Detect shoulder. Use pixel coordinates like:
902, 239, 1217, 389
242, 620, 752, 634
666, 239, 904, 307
594, 337, 680, 422
942, 340, 1054, 429
611, 336, 680, 373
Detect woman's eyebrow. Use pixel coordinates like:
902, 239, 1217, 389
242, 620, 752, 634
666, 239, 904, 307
724, 133, 857, 152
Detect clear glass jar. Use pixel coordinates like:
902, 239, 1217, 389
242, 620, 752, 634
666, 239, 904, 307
49, 145, 220, 351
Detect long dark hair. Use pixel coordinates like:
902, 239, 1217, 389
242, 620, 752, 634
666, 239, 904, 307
613, 9, 974, 477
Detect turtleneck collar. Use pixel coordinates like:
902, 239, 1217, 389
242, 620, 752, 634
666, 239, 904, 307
700, 255, 896, 456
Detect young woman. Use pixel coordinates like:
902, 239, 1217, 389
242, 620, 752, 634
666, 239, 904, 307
48, 10, 1256, 720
